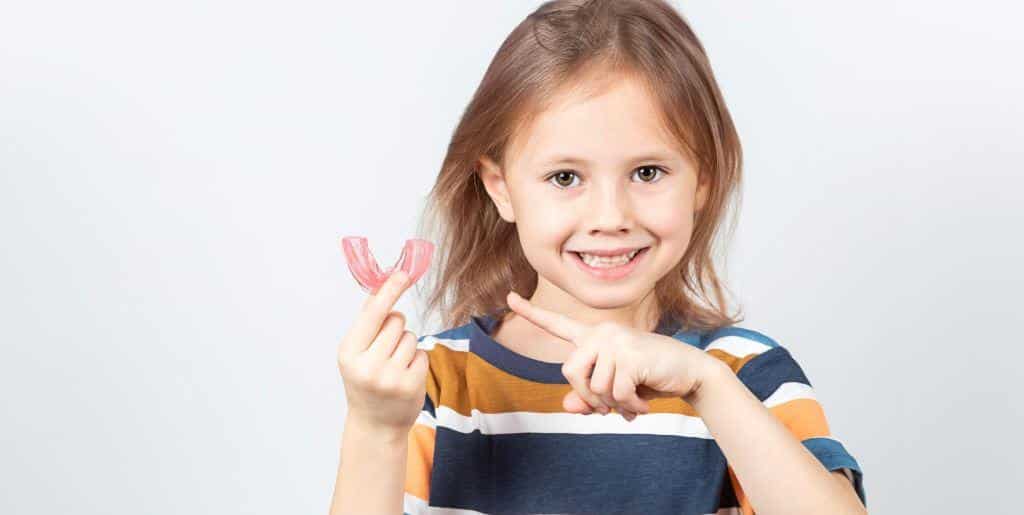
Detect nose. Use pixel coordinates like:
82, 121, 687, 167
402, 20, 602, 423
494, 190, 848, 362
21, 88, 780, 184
583, 179, 635, 234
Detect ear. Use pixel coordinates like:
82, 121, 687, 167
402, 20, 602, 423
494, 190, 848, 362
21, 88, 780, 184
694, 170, 710, 213
477, 155, 516, 223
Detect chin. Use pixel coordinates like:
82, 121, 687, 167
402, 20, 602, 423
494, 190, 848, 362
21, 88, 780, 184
573, 286, 650, 310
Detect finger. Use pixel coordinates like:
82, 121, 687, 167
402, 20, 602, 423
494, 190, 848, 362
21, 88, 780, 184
344, 270, 412, 353
408, 348, 429, 374
563, 391, 594, 414
589, 351, 617, 411
367, 311, 406, 359
506, 291, 585, 344
562, 348, 609, 413
389, 330, 419, 368
613, 367, 650, 415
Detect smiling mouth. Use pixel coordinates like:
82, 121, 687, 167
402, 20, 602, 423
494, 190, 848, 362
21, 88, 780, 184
569, 246, 650, 270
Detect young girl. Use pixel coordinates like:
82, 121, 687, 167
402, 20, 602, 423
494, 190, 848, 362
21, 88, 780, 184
332, 1, 866, 514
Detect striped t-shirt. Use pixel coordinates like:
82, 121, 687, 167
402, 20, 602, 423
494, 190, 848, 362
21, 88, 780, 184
402, 313, 866, 514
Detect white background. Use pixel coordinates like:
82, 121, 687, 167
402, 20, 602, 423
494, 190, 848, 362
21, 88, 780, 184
1, 1, 1021, 513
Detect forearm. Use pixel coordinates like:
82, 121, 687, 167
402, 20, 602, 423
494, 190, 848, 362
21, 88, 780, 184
687, 361, 866, 515
329, 417, 409, 515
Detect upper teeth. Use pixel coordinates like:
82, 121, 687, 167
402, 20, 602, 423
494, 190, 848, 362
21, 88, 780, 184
578, 249, 641, 267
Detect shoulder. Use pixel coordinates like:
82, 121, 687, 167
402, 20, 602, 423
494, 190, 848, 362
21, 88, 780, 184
701, 325, 786, 371
699, 325, 813, 394
414, 321, 475, 391
416, 322, 473, 354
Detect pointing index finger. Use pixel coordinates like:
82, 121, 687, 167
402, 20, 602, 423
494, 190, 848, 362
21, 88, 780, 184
506, 291, 585, 343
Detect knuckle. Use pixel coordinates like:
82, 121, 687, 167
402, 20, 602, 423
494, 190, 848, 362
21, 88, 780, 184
348, 364, 373, 385
370, 297, 393, 317
400, 372, 424, 395
401, 330, 418, 345
376, 371, 400, 392
336, 344, 351, 365
385, 310, 406, 327
337, 350, 363, 373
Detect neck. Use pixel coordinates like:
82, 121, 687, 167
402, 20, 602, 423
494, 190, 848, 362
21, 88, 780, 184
509, 275, 663, 335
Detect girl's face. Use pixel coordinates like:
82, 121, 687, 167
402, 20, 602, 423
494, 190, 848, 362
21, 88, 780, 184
478, 76, 707, 319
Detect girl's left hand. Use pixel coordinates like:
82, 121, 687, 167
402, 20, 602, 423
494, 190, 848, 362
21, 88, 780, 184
506, 291, 720, 421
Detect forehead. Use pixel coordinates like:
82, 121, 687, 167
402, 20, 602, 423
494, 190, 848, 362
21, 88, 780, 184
508, 75, 681, 167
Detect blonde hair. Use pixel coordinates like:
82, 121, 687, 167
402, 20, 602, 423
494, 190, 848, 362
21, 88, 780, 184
413, 0, 745, 333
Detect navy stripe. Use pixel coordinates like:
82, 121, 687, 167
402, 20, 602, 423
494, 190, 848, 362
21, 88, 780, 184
469, 314, 567, 384
429, 427, 730, 513
421, 393, 435, 418
735, 346, 812, 400
467, 312, 696, 384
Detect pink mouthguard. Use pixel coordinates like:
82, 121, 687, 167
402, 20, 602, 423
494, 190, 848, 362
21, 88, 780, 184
340, 236, 434, 295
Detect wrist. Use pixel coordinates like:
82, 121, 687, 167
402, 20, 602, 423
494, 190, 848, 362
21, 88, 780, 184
343, 415, 411, 447
682, 356, 730, 408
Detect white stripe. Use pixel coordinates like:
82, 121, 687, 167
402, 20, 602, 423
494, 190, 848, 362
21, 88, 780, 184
418, 335, 470, 352
763, 381, 818, 407
435, 405, 715, 439
429, 384, 823, 440
403, 492, 429, 514
704, 334, 772, 359
415, 409, 437, 430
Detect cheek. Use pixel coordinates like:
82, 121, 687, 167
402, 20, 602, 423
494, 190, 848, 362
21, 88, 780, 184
644, 196, 696, 239
513, 197, 573, 239
653, 212, 693, 238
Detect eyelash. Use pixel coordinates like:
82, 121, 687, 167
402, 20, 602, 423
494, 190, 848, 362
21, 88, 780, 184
544, 165, 669, 189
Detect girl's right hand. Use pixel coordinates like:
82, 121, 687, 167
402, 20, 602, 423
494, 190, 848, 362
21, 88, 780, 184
337, 269, 430, 433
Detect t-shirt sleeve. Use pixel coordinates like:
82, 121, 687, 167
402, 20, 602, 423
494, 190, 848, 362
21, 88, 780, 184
403, 335, 441, 515
710, 331, 866, 512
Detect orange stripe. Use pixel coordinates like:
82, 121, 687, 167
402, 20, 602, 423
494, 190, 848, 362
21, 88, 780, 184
769, 398, 832, 440
432, 351, 701, 416
707, 348, 758, 374
404, 422, 435, 500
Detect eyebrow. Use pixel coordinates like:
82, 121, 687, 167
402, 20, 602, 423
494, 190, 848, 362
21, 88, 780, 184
541, 152, 676, 167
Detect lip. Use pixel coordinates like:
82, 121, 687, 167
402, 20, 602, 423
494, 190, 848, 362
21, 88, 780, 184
569, 246, 650, 280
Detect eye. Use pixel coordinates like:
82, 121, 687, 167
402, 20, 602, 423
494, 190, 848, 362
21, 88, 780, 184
547, 170, 580, 189
544, 165, 669, 190
633, 165, 667, 183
